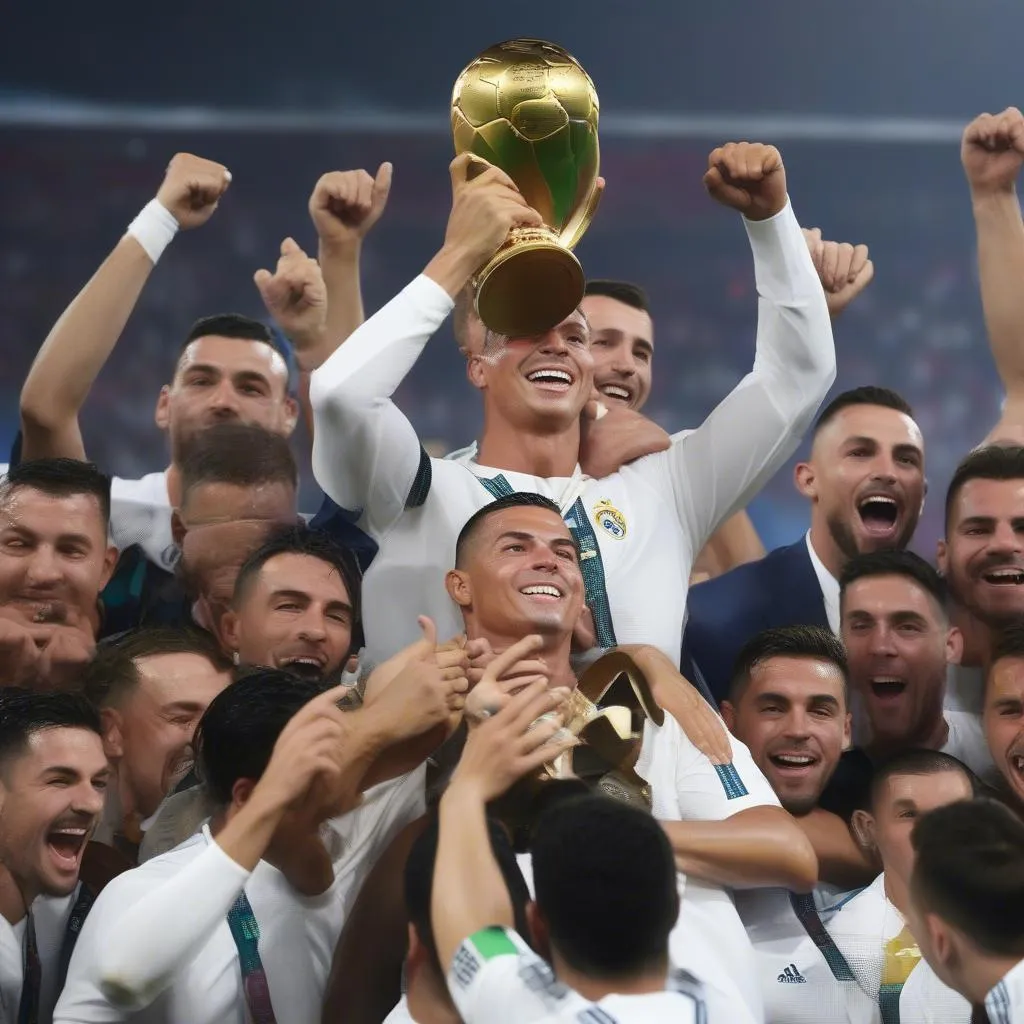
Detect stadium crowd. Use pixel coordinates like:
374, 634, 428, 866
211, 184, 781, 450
3, 102, 1024, 1024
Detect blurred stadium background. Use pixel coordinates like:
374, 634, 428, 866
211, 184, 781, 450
3, 0, 1021, 552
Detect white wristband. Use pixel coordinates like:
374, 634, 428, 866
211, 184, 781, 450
125, 199, 180, 264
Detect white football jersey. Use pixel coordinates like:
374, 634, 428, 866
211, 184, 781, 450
309, 203, 835, 666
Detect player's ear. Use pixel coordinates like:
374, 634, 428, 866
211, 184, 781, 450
446, 569, 472, 608
795, 461, 817, 500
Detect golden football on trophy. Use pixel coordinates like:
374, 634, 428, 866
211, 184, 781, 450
452, 39, 601, 337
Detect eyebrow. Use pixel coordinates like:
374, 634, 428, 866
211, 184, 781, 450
495, 530, 576, 551
893, 443, 923, 459
269, 588, 353, 613
756, 691, 841, 709
161, 700, 208, 716
991, 697, 1024, 712
181, 363, 274, 384
891, 798, 918, 812
958, 516, 996, 531
2, 523, 94, 547
43, 764, 112, 781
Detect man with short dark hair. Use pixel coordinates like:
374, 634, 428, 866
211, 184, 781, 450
17, 154, 298, 569
218, 524, 362, 681
387, 814, 532, 1023
56, 659, 462, 1024
432, 687, 710, 1021
982, 621, 1024, 812
308, 141, 838, 674
685, 385, 926, 703
444, 494, 816, 1023
0, 459, 117, 688
723, 625, 851, 818
825, 750, 977, 1022
840, 549, 994, 779
0, 688, 110, 1023
907, 799, 1024, 1023
79, 628, 231, 861
721, 626, 881, 1024
938, 444, 1024, 717
18, 154, 383, 583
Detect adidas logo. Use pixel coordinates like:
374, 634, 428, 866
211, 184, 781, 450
777, 964, 807, 984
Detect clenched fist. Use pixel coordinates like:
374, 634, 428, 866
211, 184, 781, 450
310, 164, 393, 248
703, 142, 787, 221
962, 107, 1024, 198
155, 153, 231, 230
254, 238, 327, 349
803, 228, 874, 318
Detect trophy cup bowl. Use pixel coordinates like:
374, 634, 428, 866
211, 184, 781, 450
451, 39, 601, 337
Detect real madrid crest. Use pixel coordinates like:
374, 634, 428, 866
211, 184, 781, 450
593, 498, 627, 540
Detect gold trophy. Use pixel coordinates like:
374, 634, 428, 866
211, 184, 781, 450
451, 39, 601, 337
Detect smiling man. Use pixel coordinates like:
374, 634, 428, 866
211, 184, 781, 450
218, 524, 362, 682
939, 445, 1024, 716
0, 688, 110, 1024
721, 626, 881, 1024
685, 386, 925, 703
840, 550, 995, 780
442, 493, 816, 1024
305, 142, 835, 668
982, 622, 1024, 811
0, 459, 117, 689
80, 629, 232, 862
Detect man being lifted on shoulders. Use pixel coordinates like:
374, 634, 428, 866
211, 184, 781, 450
291, 142, 836, 665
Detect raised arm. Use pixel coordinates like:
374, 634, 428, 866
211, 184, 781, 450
647, 143, 836, 551
81, 685, 364, 1011
19, 154, 231, 461
959, 108, 1024, 443
303, 156, 542, 536
432, 672, 571, 975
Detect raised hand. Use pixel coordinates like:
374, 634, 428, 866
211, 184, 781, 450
703, 142, 787, 221
450, 677, 576, 803
962, 107, 1024, 198
310, 165, 393, 248
254, 238, 328, 345
464, 634, 553, 724
256, 684, 355, 813
803, 228, 874, 318
425, 155, 544, 297
366, 617, 470, 741
35, 624, 95, 691
579, 399, 671, 478
0, 612, 42, 687
155, 153, 232, 230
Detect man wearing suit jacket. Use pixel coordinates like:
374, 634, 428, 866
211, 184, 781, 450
683, 386, 926, 705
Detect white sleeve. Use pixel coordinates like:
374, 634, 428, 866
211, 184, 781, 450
644, 714, 779, 822
447, 926, 588, 1024
637, 201, 835, 551
309, 275, 455, 538
55, 841, 250, 1018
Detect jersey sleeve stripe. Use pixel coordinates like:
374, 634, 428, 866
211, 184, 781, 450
713, 762, 749, 799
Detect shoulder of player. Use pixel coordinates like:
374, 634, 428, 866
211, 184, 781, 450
825, 874, 884, 924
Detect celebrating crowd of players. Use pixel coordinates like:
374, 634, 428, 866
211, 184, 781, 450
4, 104, 1024, 1024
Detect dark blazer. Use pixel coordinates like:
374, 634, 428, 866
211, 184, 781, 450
682, 539, 831, 706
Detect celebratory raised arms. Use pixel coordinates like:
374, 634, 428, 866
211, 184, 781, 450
7, 26, 1024, 1023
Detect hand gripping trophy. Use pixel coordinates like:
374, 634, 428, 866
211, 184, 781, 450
451, 39, 602, 337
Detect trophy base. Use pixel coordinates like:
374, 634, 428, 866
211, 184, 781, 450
475, 234, 584, 337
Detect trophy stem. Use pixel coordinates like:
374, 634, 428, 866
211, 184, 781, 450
474, 228, 584, 337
